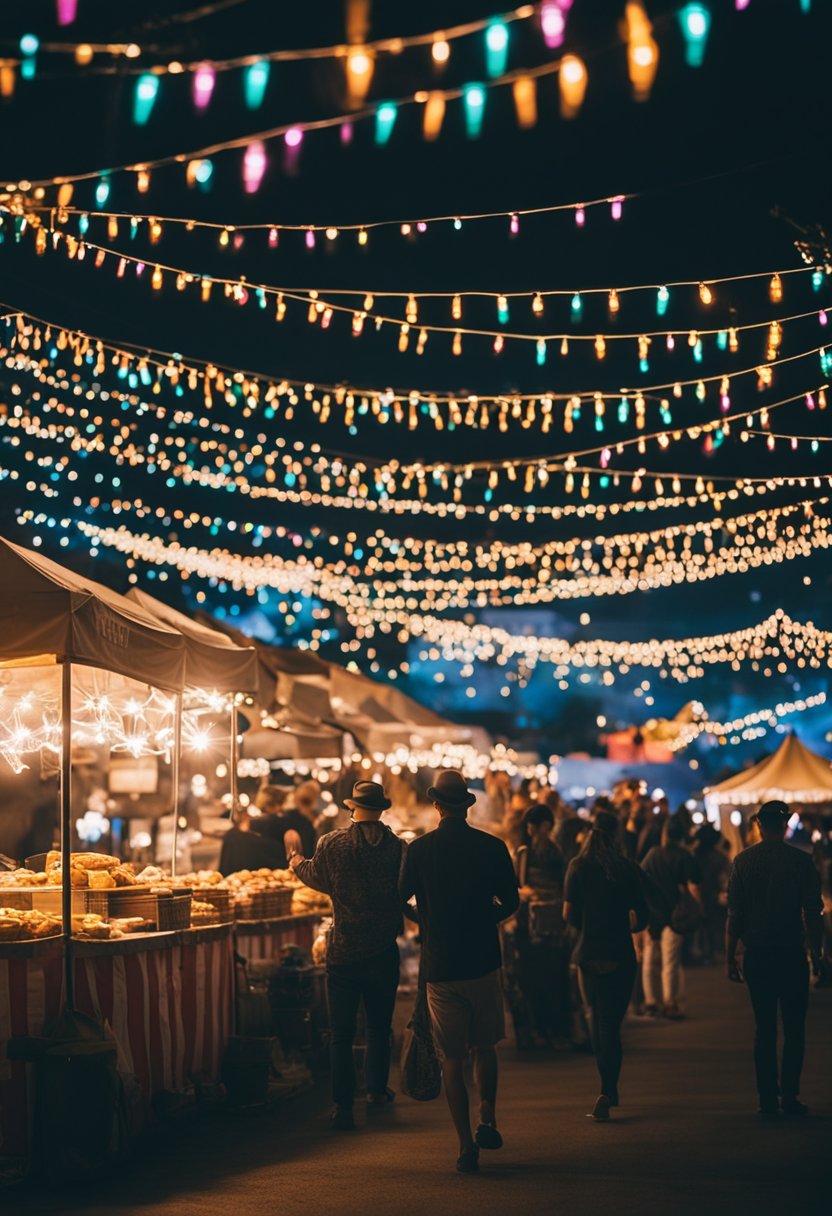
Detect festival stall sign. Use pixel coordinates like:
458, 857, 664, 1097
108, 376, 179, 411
704, 731, 832, 812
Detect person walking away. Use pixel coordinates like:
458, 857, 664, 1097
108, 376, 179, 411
726, 799, 825, 1117
694, 823, 731, 964
509, 804, 570, 1046
401, 769, 519, 1174
641, 816, 703, 1018
563, 810, 648, 1121
289, 780, 405, 1129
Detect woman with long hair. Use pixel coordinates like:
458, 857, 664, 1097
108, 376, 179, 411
563, 811, 648, 1120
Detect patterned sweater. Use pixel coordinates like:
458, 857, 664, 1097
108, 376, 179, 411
294, 821, 406, 964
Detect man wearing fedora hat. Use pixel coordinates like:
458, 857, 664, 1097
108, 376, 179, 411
402, 769, 519, 1173
726, 799, 824, 1117
290, 779, 406, 1129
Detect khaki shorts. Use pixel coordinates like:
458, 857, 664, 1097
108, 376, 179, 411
426, 970, 506, 1060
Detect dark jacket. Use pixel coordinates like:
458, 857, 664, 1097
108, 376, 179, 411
727, 839, 824, 956
401, 816, 519, 983
253, 808, 317, 868
218, 827, 285, 877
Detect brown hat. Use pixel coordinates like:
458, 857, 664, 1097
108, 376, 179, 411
344, 780, 392, 814
427, 769, 476, 810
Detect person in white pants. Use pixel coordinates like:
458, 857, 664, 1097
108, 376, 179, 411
641, 816, 702, 1018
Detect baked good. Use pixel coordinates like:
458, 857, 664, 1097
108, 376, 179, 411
87, 871, 117, 890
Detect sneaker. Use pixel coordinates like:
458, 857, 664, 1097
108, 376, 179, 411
757, 1101, 780, 1119
642, 1003, 660, 1018
781, 1098, 809, 1118
456, 1146, 480, 1174
588, 1094, 612, 1121
475, 1122, 503, 1150
663, 1003, 685, 1021
330, 1106, 355, 1130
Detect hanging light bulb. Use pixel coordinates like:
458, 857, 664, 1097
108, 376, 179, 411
575, 206, 586, 227
656, 285, 670, 316
423, 92, 446, 141
346, 47, 374, 104
513, 76, 537, 128
540, 2, 566, 48
536, 339, 547, 366
463, 84, 486, 138
284, 126, 304, 174
133, 73, 159, 125
243, 60, 270, 111
678, 3, 712, 67
192, 63, 216, 110
769, 273, 783, 302
594, 334, 606, 360
19, 34, 39, 80
485, 21, 509, 78
610, 196, 624, 221
57, 1, 79, 25
608, 289, 620, 313
559, 55, 587, 119
626, 3, 659, 101
532, 292, 544, 316
432, 36, 450, 65
452, 295, 462, 320
242, 142, 267, 194
497, 295, 509, 324
94, 175, 111, 209
375, 102, 398, 145
187, 158, 214, 191
571, 293, 582, 320
699, 282, 714, 304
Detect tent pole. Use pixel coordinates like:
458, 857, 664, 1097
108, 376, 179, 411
60, 660, 75, 1012
171, 693, 183, 877
230, 703, 239, 819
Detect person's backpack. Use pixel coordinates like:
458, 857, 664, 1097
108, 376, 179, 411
638, 865, 673, 936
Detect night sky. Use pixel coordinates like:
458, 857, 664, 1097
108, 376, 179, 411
1, 0, 830, 771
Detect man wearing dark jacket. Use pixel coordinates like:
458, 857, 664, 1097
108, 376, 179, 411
290, 780, 405, 1129
401, 769, 519, 1174
727, 799, 825, 1117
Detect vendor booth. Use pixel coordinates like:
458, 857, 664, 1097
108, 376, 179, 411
704, 731, 832, 852
0, 541, 328, 1168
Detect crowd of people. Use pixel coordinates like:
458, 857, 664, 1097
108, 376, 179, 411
224, 764, 829, 1172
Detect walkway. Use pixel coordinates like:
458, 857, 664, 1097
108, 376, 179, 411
14, 965, 830, 1216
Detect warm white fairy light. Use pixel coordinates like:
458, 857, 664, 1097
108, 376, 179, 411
663, 691, 827, 752
70, 499, 832, 611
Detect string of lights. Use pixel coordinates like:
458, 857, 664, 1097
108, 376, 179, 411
61, 501, 832, 610
20, 191, 637, 241
3, 360, 826, 505
22, 223, 830, 357
5, 394, 826, 575
8, 51, 594, 193
5, 298, 829, 443
1, 4, 546, 75
663, 691, 828, 752
379, 609, 832, 680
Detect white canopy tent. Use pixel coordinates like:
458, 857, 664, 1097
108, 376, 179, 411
704, 732, 832, 810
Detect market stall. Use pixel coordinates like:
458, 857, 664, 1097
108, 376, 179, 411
0, 543, 317, 1166
704, 731, 832, 852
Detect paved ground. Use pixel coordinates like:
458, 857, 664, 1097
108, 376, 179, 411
13, 965, 830, 1216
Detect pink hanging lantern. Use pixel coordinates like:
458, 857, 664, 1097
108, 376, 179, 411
192, 63, 216, 110
57, 0, 78, 25
242, 141, 267, 193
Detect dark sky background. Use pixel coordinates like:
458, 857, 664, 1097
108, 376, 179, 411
0, 0, 830, 769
